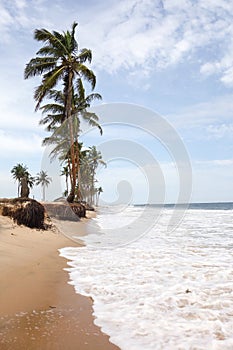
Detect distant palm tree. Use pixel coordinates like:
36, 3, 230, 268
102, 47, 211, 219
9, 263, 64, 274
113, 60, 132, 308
35, 170, 52, 201
61, 166, 69, 194
88, 146, 106, 204
11, 163, 31, 197
24, 22, 97, 203
96, 186, 103, 206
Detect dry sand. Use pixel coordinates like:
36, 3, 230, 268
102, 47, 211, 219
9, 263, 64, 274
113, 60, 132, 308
0, 213, 119, 350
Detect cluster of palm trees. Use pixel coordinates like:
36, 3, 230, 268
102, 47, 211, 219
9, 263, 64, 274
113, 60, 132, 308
11, 164, 52, 201
24, 22, 104, 203
78, 145, 105, 205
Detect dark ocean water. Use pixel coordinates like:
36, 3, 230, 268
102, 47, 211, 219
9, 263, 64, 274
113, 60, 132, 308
134, 202, 233, 210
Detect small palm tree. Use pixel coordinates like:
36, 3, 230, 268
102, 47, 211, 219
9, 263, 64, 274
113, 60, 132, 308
61, 166, 69, 194
35, 170, 52, 201
96, 186, 103, 206
11, 163, 32, 197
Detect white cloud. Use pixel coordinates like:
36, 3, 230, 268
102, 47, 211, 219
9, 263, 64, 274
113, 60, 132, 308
206, 123, 233, 139
0, 130, 43, 157
167, 94, 233, 133
71, 0, 233, 86
0, 0, 233, 85
196, 159, 233, 167
200, 44, 233, 86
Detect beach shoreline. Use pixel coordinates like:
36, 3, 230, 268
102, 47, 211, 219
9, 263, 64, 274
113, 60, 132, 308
0, 212, 119, 350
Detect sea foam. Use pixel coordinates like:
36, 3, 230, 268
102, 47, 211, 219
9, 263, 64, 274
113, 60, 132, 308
60, 207, 233, 350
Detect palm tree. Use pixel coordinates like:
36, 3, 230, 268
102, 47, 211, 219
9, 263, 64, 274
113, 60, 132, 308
11, 163, 34, 197
35, 170, 52, 201
40, 86, 102, 201
79, 146, 106, 204
87, 146, 106, 204
11, 163, 28, 197
96, 186, 103, 206
61, 166, 69, 195
39, 83, 102, 133
24, 22, 97, 202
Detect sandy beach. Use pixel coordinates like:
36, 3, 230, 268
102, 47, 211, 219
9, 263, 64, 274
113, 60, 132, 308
0, 212, 119, 350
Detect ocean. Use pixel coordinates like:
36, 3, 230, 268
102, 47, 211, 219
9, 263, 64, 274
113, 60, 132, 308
59, 203, 233, 349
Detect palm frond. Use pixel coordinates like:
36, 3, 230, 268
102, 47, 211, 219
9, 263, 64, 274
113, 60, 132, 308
34, 65, 64, 110
78, 48, 92, 63
40, 103, 64, 115
24, 57, 57, 79
85, 93, 102, 104
74, 63, 96, 89
34, 29, 69, 56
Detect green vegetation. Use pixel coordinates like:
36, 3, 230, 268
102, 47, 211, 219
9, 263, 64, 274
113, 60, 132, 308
24, 22, 104, 204
80, 146, 106, 205
11, 163, 34, 198
35, 170, 52, 201
11, 165, 52, 200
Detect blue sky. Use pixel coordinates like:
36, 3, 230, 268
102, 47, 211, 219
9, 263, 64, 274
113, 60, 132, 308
0, 0, 233, 203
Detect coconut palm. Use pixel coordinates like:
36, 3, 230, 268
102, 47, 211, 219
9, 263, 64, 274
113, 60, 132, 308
24, 22, 97, 202
61, 166, 69, 195
40, 85, 102, 201
35, 170, 52, 201
39, 82, 102, 133
87, 146, 106, 204
11, 163, 34, 197
11, 163, 28, 197
96, 186, 103, 206
79, 146, 106, 204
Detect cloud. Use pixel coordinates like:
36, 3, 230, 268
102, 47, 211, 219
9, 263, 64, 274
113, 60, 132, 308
0, 130, 43, 158
196, 159, 233, 167
77, 0, 233, 83
206, 124, 233, 139
200, 45, 233, 86
166, 94, 233, 137
1, 0, 233, 86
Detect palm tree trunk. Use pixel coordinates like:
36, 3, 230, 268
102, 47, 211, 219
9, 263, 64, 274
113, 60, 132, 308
66, 175, 69, 193
76, 152, 82, 201
66, 71, 76, 203
42, 185, 45, 201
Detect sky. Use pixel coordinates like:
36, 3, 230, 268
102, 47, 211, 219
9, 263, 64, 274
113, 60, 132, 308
0, 0, 233, 204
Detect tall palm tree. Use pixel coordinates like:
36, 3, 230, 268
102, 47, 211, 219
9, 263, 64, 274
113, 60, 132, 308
24, 22, 97, 202
40, 85, 102, 201
35, 170, 52, 201
39, 83, 102, 133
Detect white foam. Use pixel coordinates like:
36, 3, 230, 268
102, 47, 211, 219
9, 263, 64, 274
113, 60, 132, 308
60, 208, 233, 350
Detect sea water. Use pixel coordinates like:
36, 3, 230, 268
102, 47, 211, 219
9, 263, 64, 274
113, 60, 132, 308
59, 204, 233, 350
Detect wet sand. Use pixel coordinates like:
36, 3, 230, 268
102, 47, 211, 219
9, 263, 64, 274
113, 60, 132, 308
0, 213, 119, 350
